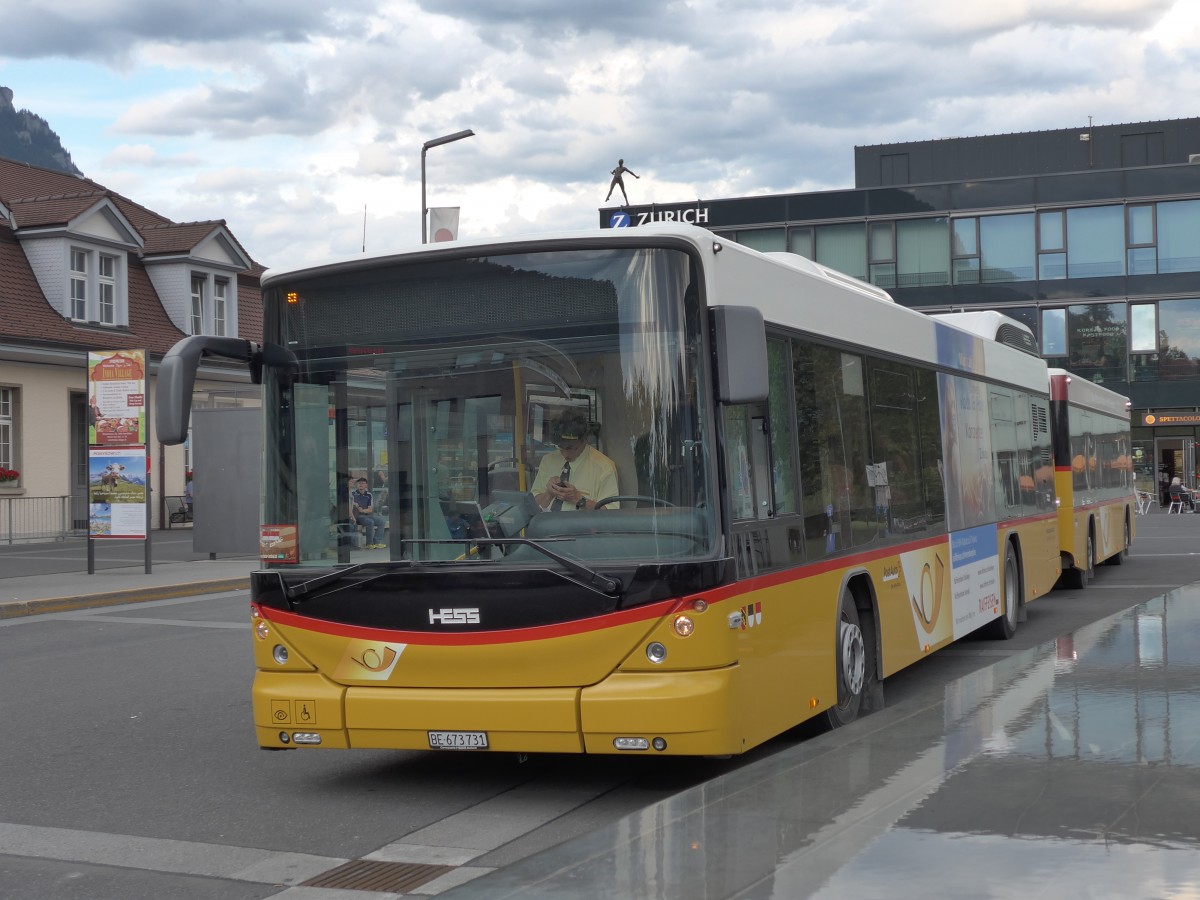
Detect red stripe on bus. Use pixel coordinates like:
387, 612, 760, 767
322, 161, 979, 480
255, 597, 685, 646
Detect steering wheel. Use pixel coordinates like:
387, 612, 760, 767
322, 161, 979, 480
594, 495, 675, 509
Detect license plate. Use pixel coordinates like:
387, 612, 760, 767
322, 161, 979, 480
428, 730, 489, 750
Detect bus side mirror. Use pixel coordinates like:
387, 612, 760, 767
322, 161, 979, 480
711, 305, 768, 404
156, 336, 257, 445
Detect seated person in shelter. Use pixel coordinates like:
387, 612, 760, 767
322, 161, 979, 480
532, 411, 618, 512
352, 477, 388, 547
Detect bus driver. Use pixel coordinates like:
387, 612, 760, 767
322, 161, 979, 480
532, 411, 618, 511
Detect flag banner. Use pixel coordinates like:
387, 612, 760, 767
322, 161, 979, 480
429, 207, 460, 242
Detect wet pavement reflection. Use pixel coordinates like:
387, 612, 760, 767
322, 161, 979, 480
444, 586, 1200, 899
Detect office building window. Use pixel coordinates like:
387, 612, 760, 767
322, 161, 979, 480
979, 213, 1034, 283
815, 223, 867, 281
1130, 303, 1157, 353
191, 275, 206, 334
70, 249, 88, 320
1066, 205, 1124, 278
868, 222, 895, 288
1042, 308, 1067, 356
737, 228, 786, 253
1046, 303, 1127, 384
896, 218, 948, 287
1127, 203, 1158, 276
1039, 211, 1065, 251
1156, 298, 1200, 381
788, 226, 814, 259
1038, 210, 1065, 280
1156, 199, 1200, 274
952, 217, 979, 284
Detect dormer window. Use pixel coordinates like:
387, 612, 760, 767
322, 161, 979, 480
98, 254, 116, 325
214, 279, 228, 336
66, 245, 125, 326
70, 249, 88, 320
190, 274, 205, 334
184, 271, 238, 336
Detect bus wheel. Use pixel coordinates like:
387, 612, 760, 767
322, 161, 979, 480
826, 590, 867, 728
1068, 532, 1093, 589
986, 544, 1020, 640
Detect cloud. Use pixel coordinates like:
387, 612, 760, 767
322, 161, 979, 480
4, 0, 1197, 268
0, 1, 361, 63
100, 143, 202, 168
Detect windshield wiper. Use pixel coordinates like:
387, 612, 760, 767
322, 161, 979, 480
402, 538, 622, 596
284, 560, 415, 601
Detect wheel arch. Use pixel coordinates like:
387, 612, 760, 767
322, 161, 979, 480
1004, 533, 1027, 621
837, 569, 884, 712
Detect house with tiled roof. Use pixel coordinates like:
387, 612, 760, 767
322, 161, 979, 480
0, 155, 262, 530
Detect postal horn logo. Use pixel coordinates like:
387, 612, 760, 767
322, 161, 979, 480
911, 554, 945, 635
336, 641, 406, 680
352, 645, 399, 672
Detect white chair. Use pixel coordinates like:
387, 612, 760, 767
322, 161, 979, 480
1167, 493, 1185, 514
1135, 490, 1152, 515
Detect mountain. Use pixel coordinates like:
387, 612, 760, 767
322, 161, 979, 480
0, 86, 83, 176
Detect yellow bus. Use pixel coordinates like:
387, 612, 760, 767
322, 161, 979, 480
157, 224, 1066, 756
1048, 368, 1135, 587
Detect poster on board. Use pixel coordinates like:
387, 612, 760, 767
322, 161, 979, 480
88, 350, 146, 446
88, 447, 147, 538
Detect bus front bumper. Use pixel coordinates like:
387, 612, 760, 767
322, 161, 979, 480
253, 666, 743, 756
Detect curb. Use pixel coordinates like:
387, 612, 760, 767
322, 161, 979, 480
0, 577, 250, 620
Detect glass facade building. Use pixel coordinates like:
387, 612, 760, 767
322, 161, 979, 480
601, 118, 1200, 495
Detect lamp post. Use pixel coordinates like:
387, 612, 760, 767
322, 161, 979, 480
421, 129, 475, 244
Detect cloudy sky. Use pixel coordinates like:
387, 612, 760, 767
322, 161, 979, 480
1, 0, 1197, 268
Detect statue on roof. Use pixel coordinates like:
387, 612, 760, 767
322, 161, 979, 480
604, 159, 639, 205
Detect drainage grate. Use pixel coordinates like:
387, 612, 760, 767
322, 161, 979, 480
302, 859, 455, 893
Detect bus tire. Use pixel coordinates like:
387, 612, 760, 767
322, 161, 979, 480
826, 588, 869, 728
1067, 530, 1093, 589
986, 543, 1021, 640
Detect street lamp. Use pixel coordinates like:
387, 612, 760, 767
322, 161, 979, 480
421, 129, 475, 243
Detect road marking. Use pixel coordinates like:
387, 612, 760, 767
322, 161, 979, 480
61, 614, 248, 628
0, 822, 344, 886
365, 776, 617, 868
0, 779, 618, 895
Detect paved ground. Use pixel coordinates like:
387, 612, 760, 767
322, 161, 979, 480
0, 528, 255, 617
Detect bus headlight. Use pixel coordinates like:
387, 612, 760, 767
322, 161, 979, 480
255, 620, 270, 640
646, 642, 667, 664
272, 644, 289, 665
673, 615, 695, 637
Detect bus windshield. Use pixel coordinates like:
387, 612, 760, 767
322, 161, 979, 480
261, 246, 715, 568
